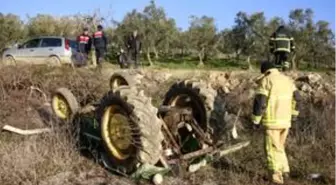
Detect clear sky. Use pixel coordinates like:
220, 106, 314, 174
1, 0, 335, 31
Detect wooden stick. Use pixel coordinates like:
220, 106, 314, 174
29, 86, 48, 103
2, 125, 51, 135
216, 141, 250, 157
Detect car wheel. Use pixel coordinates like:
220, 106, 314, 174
3, 56, 16, 66
47, 56, 61, 66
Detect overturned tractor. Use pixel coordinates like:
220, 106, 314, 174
51, 72, 250, 182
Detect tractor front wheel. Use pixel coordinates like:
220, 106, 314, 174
96, 87, 164, 174
51, 88, 79, 121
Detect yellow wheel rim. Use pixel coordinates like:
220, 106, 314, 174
170, 94, 191, 107
52, 94, 71, 119
110, 77, 128, 89
102, 105, 132, 160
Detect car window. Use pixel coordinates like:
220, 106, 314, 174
41, 38, 62, 47
23, 39, 41, 48
69, 40, 78, 49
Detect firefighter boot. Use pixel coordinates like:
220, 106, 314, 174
271, 171, 284, 184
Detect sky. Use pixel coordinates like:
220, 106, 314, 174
1, 0, 335, 31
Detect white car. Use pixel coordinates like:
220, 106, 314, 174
2, 36, 79, 66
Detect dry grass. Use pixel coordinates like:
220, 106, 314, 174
0, 65, 334, 185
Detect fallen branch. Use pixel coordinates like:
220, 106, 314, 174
29, 86, 48, 103
231, 107, 242, 139
2, 125, 51, 135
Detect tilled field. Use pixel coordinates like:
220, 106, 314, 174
0, 65, 334, 185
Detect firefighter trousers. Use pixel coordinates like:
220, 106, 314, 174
265, 128, 290, 183
274, 52, 290, 69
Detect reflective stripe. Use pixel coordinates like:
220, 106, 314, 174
262, 119, 291, 124
94, 31, 103, 38
256, 88, 268, 96
252, 115, 262, 124
292, 110, 299, 116
275, 48, 290, 52
274, 37, 291, 41
79, 36, 89, 44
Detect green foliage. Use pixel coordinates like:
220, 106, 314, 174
0, 13, 25, 52
0, 4, 334, 70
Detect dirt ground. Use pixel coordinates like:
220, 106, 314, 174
0, 64, 334, 185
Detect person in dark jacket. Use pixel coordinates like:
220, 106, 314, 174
117, 48, 129, 69
126, 30, 142, 68
93, 25, 108, 68
77, 27, 92, 66
269, 25, 295, 70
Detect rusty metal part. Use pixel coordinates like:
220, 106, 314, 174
159, 155, 170, 169
161, 119, 181, 155
167, 146, 214, 164
158, 105, 172, 113
189, 118, 213, 146
167, 141, 251, 164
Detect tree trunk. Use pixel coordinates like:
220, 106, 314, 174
291, 53, 297, 71
146, 50, 153, 66
153, 47, 159, 60
198, 48, 205, 66
246, 56, 253, 71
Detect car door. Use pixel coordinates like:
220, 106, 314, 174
17, 38, 42, 63
38, 38, 63, 64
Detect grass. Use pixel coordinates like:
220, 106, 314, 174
0, 65, 334, 185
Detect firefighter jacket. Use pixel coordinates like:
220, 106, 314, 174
269, 29, 295, 53
93, 31, 107, 50
77, 34, 92, 53
251, 69, 300, 129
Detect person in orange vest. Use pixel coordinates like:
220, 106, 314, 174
76, 27, 92, 66
92, 25, 108, 68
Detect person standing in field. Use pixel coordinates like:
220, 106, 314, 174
77, 27, 92, 66
251, 61, 301, 184
269, 25, 295, 71
92, 25, 108, 69
126, 30, 142, 68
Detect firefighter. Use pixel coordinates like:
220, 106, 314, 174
77, 27, 92, 66
93, 25, 108, 69
251, 61, 300, 184
269, 25, 295, 70
126, 30, 142, 68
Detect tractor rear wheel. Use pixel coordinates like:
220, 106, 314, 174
97, 86, 164, 174
161, 80, 226, 143
109, 71, 143, 90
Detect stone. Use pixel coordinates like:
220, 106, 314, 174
300, 83, 313, 93
221, 86, 230, 94
307, 74, 322, 84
